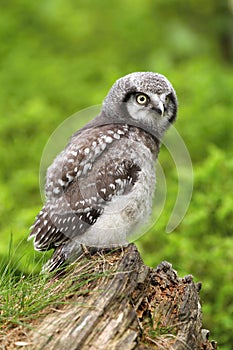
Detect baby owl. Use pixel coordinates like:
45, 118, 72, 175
29, 72, 178, 271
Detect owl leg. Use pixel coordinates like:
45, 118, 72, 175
80, 243, 91, 256
80, 244, 105, 258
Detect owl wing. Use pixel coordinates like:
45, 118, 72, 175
29, 124, 141, 251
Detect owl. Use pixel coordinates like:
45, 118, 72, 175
29, 72, 178, 271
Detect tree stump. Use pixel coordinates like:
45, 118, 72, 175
28, 244, 217, 349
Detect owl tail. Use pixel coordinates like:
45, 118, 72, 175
28, 205, 66, 251
42, 245, 67, 273
41, 241, 83, 273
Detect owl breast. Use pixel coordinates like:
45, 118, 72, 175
75, 133, 157, 248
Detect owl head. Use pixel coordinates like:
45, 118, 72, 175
102, 72, 178, 139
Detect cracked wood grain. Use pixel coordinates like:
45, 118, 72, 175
28, 244, 217, 350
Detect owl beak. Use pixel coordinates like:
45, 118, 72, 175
151, 100, 164, 117
158, 100, 164, 117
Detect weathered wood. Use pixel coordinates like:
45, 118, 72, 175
28, 244, 217, 350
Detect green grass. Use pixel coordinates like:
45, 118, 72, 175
0, 1, 232, 348
0, 244, 109, 346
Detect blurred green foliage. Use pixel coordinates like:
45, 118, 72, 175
0, 0, 232, 348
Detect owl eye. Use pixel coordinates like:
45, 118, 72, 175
165, 95, 170, 104
136, 94, 149, 105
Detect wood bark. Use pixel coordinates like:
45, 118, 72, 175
28, 244, 217, 350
